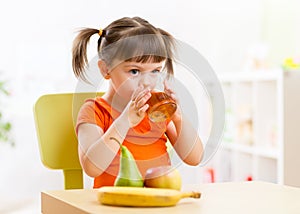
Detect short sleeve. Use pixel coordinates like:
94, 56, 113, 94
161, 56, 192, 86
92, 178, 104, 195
75, 99, 111, 135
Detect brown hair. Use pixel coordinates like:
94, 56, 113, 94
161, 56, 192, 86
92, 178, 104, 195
72, 17, 175, 81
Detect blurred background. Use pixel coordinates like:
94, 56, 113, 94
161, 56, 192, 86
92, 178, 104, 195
1, 0, 300, 213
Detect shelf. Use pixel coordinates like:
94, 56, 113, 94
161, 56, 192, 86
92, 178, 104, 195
221, 143, 279, 159
208, 70, 300, 186
217, 70, 282, 82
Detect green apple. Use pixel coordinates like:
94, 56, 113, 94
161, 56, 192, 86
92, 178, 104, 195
144, 165, 182, 190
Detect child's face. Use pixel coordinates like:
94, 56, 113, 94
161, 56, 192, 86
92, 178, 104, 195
108, 60, 165, 99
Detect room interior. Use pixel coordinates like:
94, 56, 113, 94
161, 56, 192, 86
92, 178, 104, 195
0, 0, 299, 213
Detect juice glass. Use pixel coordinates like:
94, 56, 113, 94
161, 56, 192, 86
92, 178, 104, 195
146, 91, 177, 122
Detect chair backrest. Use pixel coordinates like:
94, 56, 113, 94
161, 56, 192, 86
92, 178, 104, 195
33, 92, 103, 189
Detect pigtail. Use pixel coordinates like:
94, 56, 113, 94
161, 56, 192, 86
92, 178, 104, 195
72, 17, 176, 81
72, 28, 99, 80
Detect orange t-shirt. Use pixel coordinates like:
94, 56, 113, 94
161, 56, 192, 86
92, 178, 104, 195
76, 97, 171, 188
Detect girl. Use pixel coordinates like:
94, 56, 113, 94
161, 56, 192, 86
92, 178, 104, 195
72, 16, 203, 188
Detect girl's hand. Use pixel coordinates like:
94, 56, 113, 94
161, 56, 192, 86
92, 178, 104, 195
126, 86, 151, 127
164, 81, 181, 121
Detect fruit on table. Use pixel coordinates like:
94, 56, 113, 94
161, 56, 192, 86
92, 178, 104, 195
110, 137, 144, 187
97, 186, 201, 207
144, 165, 182, 190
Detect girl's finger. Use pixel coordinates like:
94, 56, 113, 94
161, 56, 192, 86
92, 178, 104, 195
135, 89, 151, 109
163, 81, 173, 96
163, 80, 170, 91
163, 80, 178, 102
131, 86, 143, 101
134, 87, 150, 101
137, 103, 149, 115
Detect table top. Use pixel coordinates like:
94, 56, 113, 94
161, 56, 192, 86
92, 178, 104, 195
41, 181, 300, 214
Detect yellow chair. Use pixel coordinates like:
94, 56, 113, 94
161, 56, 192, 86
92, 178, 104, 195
33, 92, 103, 189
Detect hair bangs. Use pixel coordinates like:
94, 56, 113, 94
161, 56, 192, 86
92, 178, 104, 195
110, 33, 168, 63
126, 55, 166, 63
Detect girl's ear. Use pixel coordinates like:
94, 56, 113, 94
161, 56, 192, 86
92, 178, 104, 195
98, 60, 110, 79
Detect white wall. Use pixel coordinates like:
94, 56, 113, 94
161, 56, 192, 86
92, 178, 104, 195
1, 0, 298, 212
262, 0, 300, 65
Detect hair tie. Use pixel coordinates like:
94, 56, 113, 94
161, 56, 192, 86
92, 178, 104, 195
98, 28, 103, 37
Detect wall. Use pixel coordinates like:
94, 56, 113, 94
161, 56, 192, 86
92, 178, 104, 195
262, 0, 300, 65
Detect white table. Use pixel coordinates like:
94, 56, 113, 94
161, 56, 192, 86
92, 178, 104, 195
41, 181, 300, 214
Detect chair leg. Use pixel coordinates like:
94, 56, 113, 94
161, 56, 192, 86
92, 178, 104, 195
63, 169, 83, 189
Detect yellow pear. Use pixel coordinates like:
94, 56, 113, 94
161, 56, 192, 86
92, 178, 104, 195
144, 165, 182, 190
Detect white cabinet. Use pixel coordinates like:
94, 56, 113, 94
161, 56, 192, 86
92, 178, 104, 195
204, 70, 300, 187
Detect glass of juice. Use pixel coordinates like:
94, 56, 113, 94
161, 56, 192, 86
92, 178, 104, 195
146, 91, 177, 122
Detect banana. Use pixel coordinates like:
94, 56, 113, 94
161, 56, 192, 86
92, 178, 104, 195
97, 186, 201, 207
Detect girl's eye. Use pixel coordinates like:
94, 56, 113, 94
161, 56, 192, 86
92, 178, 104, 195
129, 69, 140, 76
152, 69, 161, 73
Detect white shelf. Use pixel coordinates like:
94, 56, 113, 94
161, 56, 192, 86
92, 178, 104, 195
222, 143, 279, 159
217, 69, 282, 82
203, 70, 300, 187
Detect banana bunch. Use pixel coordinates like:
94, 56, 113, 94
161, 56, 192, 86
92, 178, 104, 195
97, 186, 201, 207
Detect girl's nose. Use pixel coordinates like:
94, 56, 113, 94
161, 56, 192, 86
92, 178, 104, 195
138, 73, 154, 89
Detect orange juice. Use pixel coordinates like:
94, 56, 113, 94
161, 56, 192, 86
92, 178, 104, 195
146, 91, 177, 122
